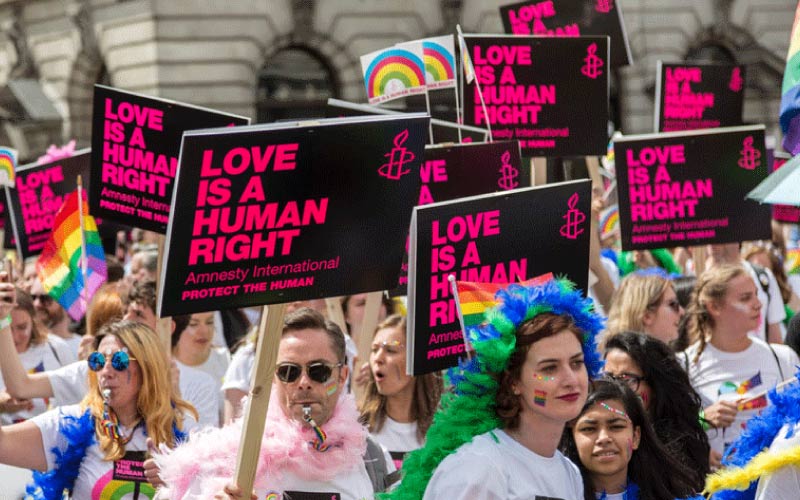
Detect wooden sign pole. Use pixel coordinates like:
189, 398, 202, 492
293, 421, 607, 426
233, 302, 287, 496
532, 157, 547, 186
155, 234, 172, 354
324, 297, 348, 334
353, 291, 383, 402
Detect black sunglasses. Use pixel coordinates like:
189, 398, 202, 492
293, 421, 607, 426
88, 350, 136, 372
276, 362, 342, 384
602, 372, 645, 391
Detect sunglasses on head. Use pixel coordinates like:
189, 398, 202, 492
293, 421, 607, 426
276, 361, 342, 384
88, 349, 136, 372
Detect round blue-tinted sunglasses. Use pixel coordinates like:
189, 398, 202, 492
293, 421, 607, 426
88, 349, 136, 372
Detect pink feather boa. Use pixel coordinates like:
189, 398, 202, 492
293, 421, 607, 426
155, 388, 367, 499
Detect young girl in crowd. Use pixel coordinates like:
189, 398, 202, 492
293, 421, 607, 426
387, 278, 604, 500
561, 379, 700, 500
603, 332, 709, 491
359, 314, 442, 468
605, 271, 684, 346
682, 264, 799, 470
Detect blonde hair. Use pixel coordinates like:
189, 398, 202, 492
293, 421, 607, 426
605, 273, 671, 342
687, 264, 748, 364
86, 284, 125, 338
359, 314, 442, 441
84, 320, 197, 461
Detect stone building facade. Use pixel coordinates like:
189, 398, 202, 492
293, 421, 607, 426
0, 0, 794, 161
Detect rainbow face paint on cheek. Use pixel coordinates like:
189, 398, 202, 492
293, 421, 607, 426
534, 390, 547, 406
324, 379, 338, 396
598, 401, 629, 420
534, 373, 555, 381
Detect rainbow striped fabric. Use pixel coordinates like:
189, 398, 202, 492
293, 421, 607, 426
456, 27, 475, 85
36, 190, 107, 321
781, 2, 800, 154
454, 273, 554, 327
0, 146, 17, 187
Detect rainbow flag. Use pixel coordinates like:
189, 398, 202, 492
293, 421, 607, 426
36, 189, 107, 321
781, 2, 800, 154
360, 43, 426, 105
0, 146, 17, 187
599, 205, 620, 239
738, 394, 768, 412
787, 248, 800, 275
421, 36, 456, 90
454, 273, 554, 327
456, 26, 474, 84
736, 371, 763, 395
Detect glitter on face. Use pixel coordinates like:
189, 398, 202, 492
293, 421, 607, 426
534, 373, 555, 381
598, 401, 629, 420
534, 390, 547, 406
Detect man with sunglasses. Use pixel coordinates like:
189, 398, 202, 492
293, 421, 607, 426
30, 276, 80, 356
153, 307, 395, 500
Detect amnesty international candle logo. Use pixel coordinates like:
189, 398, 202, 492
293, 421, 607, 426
559, 193, 586, 239
581, 43, 604, 79
738, 136, 761, 170
729, 67, 744, 92
378, 129, 415, 180
497, 151, 519, 190
595, 0, 614, 13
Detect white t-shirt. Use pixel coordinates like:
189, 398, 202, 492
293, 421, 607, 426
33, 404, 154, 499
0, 337, 74, 424
744, 262, 787, 340
423, 429, 584, 500
179, 462, 375, 500
50, 332, 83, 359
371, 417, 423, 469
755, 422, 800, 499
221, 343, 255, 393
683, 339, 799, 454
192, 347, 230, 386
49, 361, 220, 429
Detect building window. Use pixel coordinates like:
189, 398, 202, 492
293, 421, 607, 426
257, 47, 337, 123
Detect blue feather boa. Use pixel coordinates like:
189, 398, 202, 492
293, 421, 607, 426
711, 371, 800, 500
597, 481, 704, 500
23, 408, 188, 500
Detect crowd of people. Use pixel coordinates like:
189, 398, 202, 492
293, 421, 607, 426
0, 219, 797, 500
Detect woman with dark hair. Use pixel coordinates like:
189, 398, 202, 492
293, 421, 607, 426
359, 314, 442, 468
603, 331, 710, 491
561, 379, 700, 500
387, 278, 605, 500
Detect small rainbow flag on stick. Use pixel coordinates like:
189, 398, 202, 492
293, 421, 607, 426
781, 2, 800, 154
0, 146, 17, 187
360, 43, 426, 105
451, 273, 554, 328
421, 35, 456, 90
36, 179, 107, 321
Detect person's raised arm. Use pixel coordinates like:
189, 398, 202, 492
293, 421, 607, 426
0, 282, 55, 400
0, 419, 47, 471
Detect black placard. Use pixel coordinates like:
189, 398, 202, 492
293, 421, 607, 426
395, 140, 526, 293
408, 180, 591, 375
654, 62, 745, 132
615, 125, 771, 251
500, 0, 632, 67
159, 114, 429, 317
4, 151, 91, 259
91, 85, 249, 233
463, 35, 609, 157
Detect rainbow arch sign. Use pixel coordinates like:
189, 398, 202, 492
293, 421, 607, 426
0, 146, 17, 188
361, 42, 426, 104
422, 35, 456, 89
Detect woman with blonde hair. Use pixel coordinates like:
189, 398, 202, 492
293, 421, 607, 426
0, 306, 196, 498
605, 270, 684, 346
681, 264, 799, 471
77, 283, 125, 360
359, 314, 442, 468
